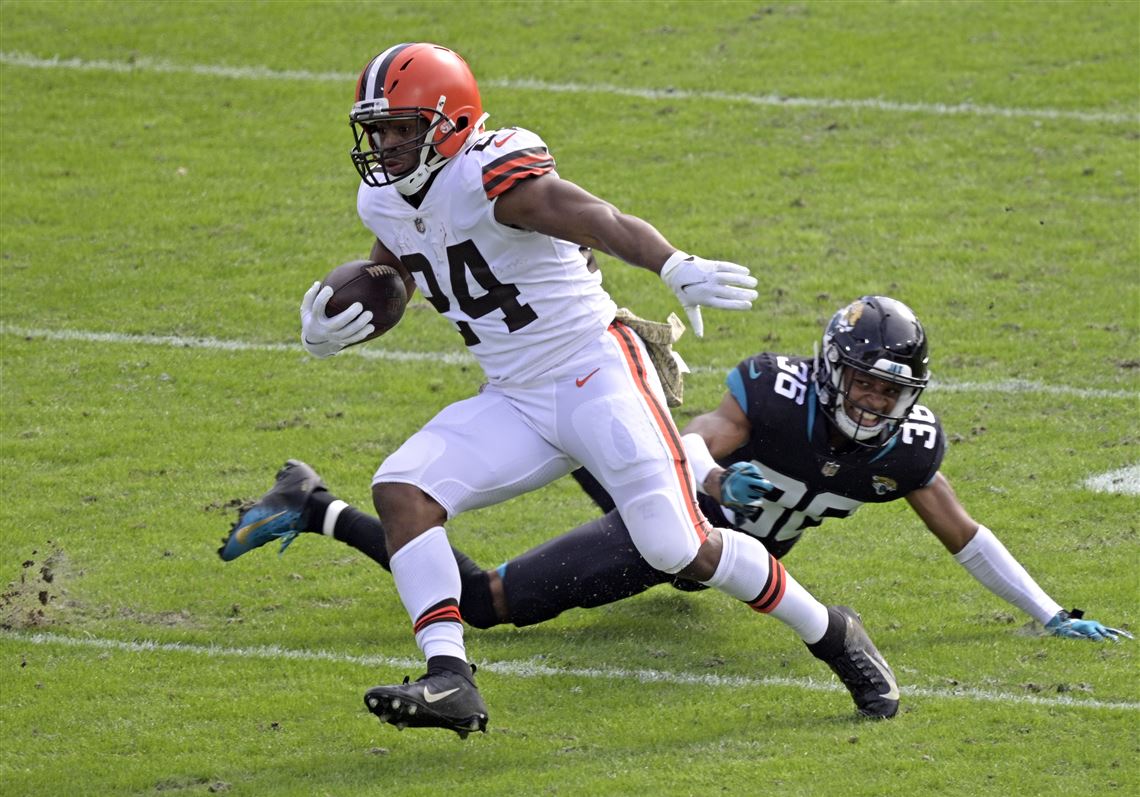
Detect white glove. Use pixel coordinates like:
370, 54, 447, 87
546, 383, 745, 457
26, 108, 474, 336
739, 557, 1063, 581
299, 281, 375, 358
659, 251, 758, 337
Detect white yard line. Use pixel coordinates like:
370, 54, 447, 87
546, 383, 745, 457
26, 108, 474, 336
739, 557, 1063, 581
0, 324, 476, 367
3, 630, 1136, 712
3, 324, 1137, 400
1084, 464, 1140, 496
2, 51, 1136, 125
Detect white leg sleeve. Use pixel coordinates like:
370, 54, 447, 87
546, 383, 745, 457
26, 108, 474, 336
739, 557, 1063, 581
952, 525, 1063, 624
703, 529, 830, 643
390, 526, 467, 661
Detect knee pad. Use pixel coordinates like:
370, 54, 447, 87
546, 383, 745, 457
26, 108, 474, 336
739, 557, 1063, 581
620, 490, 700, 574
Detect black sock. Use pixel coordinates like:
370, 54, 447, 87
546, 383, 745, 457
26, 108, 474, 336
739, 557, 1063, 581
806, 606, 846, 660
304, 491, 391, 569
427, 654, 474, 683
305, 492, 493, 627
302, 489, 333, 533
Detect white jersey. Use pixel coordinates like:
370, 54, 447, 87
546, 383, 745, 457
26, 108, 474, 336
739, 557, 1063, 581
357, 126, 618, 385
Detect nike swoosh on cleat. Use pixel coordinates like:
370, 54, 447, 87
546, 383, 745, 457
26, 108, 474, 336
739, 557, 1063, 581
494, 131, 517, 147
868, 655, 900, 701
423, 686, 460, 703
575, 367, 600, 388
233, 511, 287, 544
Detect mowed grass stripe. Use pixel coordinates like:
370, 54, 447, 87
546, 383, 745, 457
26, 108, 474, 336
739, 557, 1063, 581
1, 51, 1135, 125
3, 323, 1136, 400
7, 630, 1138, 713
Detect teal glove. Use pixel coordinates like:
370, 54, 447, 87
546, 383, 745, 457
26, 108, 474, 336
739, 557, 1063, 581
1045, 609, 1133, 642
718, 461, 774, 509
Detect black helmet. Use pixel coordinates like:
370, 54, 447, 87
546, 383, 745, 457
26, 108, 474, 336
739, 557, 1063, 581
815, 296, 930, 446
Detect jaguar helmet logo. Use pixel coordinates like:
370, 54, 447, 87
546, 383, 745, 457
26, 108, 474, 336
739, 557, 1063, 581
834, 300, 866, 333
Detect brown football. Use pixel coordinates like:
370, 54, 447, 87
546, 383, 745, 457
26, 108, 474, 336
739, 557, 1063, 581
320, 260, 407, 343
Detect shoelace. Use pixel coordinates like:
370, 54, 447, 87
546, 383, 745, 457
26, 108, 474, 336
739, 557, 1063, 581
835, 645, 885, 689
275, 529, 301, 555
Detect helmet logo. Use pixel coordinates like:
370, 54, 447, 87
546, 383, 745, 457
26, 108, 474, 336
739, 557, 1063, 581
836, 300, 866, 332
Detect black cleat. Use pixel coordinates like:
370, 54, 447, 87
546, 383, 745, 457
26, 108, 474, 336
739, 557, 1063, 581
218, 460, 325, 561
810, 605, 899, 719
364, 670, 489, 738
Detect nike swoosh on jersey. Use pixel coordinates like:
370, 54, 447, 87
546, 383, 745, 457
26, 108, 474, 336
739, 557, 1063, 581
423, 686, 460, 703
575, 367, 600, 388
494, 131, 517, 147
234, 511, 287, 544
748, 362, 762, 379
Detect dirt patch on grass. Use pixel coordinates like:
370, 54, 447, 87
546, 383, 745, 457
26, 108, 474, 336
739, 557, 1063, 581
1, 544, 65, 630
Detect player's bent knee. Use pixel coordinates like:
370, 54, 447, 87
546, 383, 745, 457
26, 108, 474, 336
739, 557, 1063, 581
372, 482, 445, 550
675, 531, 721, 582
619, 491, 700, 574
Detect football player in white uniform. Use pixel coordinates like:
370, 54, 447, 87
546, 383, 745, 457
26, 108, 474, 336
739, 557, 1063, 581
283, 43, 899, 734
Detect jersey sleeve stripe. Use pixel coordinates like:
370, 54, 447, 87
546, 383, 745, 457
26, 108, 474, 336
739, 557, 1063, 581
482, 149, 556, 198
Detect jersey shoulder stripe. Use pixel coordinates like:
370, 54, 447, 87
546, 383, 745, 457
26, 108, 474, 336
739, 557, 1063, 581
482, 147, 556, 198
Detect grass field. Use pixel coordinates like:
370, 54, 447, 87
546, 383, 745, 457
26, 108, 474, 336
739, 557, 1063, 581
1, 1, 1138, 795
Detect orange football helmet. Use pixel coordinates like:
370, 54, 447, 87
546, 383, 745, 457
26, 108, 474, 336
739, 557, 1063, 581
350, 43, 486, 194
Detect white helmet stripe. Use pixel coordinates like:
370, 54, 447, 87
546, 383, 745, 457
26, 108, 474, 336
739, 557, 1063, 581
360, 43, 413, 101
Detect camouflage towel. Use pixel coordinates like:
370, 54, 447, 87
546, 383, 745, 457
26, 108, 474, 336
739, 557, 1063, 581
614, 307, 689, 407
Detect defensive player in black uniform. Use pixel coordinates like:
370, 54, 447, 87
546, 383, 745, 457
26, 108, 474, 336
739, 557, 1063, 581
221, 296, 1129, 698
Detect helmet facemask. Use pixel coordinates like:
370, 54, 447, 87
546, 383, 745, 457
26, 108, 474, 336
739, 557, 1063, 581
825, 355, 925, 445
350, 99, 453, 195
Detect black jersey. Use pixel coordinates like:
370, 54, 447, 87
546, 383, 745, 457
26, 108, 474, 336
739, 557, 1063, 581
697, 353, 946, 558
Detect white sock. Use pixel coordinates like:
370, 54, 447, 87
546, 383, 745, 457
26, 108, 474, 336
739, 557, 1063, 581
389, 526, 466, 661
703, 528, 830, 643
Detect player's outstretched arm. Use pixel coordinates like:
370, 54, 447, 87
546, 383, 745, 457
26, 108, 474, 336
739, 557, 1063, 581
907, 472, 1131, 642
493, 174, 757, 337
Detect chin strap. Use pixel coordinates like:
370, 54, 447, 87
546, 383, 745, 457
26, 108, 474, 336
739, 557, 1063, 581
394, 112, 491, 196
